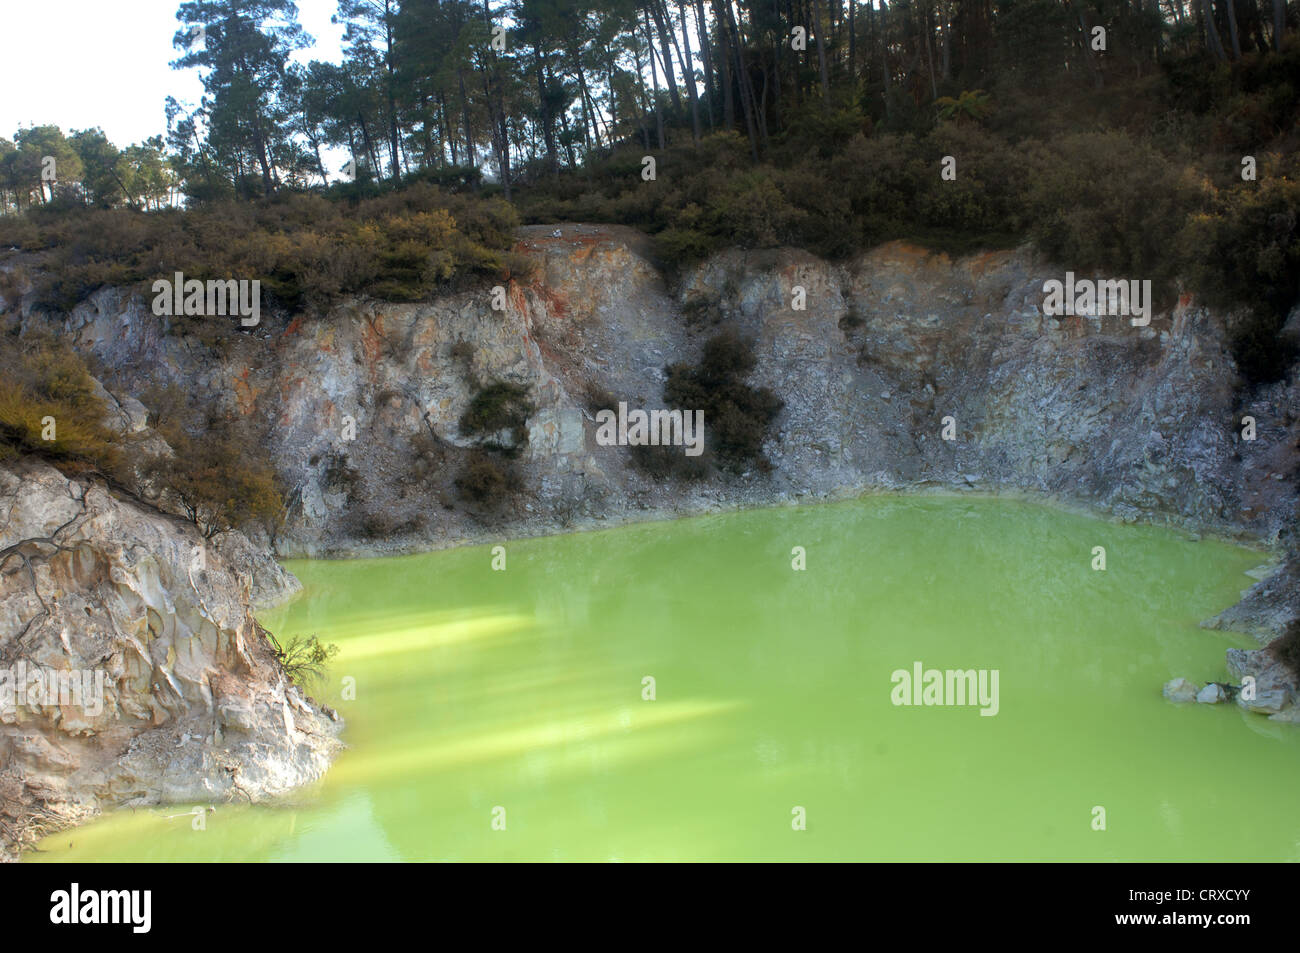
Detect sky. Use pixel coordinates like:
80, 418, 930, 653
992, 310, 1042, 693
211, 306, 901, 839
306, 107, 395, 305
0, 0, 347, 148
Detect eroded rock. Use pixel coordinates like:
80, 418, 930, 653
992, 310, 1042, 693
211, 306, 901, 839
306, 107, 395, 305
0, 460, 341, 861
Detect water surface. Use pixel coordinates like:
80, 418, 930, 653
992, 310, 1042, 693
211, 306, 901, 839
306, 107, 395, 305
29, 496, 1298, 861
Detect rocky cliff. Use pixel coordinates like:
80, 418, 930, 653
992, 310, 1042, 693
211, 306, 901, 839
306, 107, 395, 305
0, 459, 340, 860
13, 224, 1297, 553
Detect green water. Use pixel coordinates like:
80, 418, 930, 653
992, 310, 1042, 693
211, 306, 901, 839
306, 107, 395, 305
28, 496, 1300, 862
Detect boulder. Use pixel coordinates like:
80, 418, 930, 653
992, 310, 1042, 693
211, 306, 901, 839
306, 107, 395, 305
1240, 686, 1294, 714
1196, 683, 1226, 704
0, 460, 342, 860
1225, 648, 1298, 714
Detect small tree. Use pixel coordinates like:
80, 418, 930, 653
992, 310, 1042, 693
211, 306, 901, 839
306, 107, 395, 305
146, 414, 284, 539
262, 625, 338, 691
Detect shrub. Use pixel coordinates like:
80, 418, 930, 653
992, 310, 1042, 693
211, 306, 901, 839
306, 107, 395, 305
1023, 130, 1193, 292
661, 327, 783, 474
1179, 173, 1300, 384
628, 442, 710, 481
1226, 309, 1297, 385
582, 383, 618, 416
322, 451, 362, 501
0, 184, 522, 314
681, 291, 724, 327
454, 450, 521, 507
458, 381, 533, 453
347, 508, 425, 539
0, 331, 122, 477
409, 429, 447, 484
262, 626, 339, 691
653, 227, 718, 269
144, 410, 283, 539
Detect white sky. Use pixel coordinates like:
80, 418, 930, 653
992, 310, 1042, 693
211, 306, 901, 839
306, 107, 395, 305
0, 0, 347, 147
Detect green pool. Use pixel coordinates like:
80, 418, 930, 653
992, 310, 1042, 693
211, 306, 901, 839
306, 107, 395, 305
28, 495, 1298, 861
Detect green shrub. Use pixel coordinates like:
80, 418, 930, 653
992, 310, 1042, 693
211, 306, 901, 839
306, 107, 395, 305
144, 408, 284, 539
0, 331, 123, 476
1180, 172, 1300, 384
653, 227, 718, 269
662, 327, 783, 474
458, 382, 533, 453
409, 429, 447, 484
322, 451, 362, 501
262, 625, 339, 691
1023, 130, 1194, 293
0, 184, 522, 314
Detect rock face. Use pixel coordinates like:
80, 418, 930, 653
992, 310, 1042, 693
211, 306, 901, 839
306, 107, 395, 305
16, 226, 1297, 558
0, 460, 340, 860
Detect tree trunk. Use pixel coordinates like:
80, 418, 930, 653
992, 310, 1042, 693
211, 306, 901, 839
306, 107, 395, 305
678, 1, 703, 141
815, 0, 832, 103
694, 0, 717, 129
643, 7, 668, 148
712, 0, 737, 129
648, 0, 683, 113
1203, 0, 1229, 59
310, 137, 327, 185
658, 0, 695, 124
569, 45, 595, 154
421, 95, 435, 168
1078, 10, 1105, 87
721, 0, 761, 157
479, 60, 511, 197
533, 49, 558, 173
922, 1, 938, 99
358, 112, 381, 177
458, 69, 476, 171
879, 0, 891, 120
437, 92, 457, 166
940, 4, 951, 80
483, 0, 511, 196
385, 0, 401, 181
1273, 0, 1286, 49
849, 0, 856, 81
1226, 0, 1244, 57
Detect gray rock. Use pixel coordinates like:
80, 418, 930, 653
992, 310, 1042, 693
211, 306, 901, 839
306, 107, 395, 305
1240, 686, 1295, 714
1196, 683, 1226, 704
1224, 647, 1298, 713
1163, 678, 1199, 703
0, 460, 342, 860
